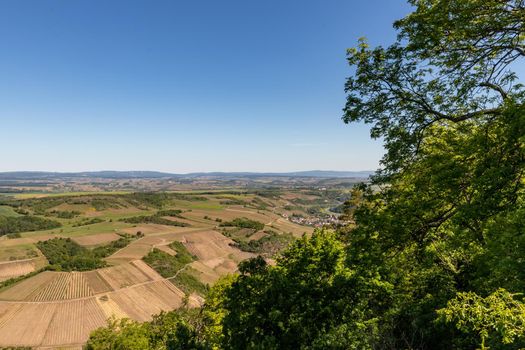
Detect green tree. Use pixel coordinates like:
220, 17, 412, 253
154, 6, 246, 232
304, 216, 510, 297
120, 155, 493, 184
85, 318, 151, 350
218, 230, 382, 349
342, 0, 525, 348
437, 289, 525, 349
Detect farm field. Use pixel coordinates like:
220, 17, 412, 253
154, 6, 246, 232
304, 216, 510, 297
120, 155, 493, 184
0, 188, 340, 348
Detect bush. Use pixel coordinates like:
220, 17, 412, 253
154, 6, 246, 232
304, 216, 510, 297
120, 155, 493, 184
219, 217, 264, 231
72, 217, 104, 227
120, 212, 188, 227
36, 236, 136, 272
232, 231, 294, 256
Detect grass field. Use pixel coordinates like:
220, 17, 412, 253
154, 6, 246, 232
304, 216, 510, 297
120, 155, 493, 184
0, 205, 20, 217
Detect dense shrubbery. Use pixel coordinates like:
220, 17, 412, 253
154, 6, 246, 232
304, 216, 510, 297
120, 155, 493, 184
0, 215, 61, 236
36, 235, 136, 271
231, 230, 294, 256
48, 210, 80, 219
121, 215, 188, 227
156, 209, 183, 217
219, 217, 264, 231
72, 217, 104, 227
85, 309, 208, 350
36, 238, 107, 271
120, 211, 188, 227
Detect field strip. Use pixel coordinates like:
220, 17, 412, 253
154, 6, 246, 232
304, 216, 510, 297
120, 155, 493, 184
147, 226, 216, 237
107, 227, 215, 257
0, 266, 192, 305
0, 228, 238, 305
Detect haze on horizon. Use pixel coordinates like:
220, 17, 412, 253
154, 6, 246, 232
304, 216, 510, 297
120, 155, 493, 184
0, 1, 411, 173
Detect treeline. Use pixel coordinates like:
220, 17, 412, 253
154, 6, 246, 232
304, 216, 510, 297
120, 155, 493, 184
72, 217, 105, 227
120, 211, 188, 227
219, 217, 264, 231
0, 215, 61, 236
36, 235, 137, 271
47, 210, 80, 219
0, 192, 205, 216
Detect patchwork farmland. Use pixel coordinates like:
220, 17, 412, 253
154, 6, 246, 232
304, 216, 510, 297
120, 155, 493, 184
0, 189, 338, 348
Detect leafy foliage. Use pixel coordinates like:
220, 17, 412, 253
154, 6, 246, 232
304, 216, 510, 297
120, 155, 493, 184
219, 217, 264, 231
85, 310, 209, 350
0, 215, 61, 236
231, 230, 294, 256
338, 0, 525, 348
437, 289, 525, 349
120, 213, 188, 227
218, 231, 376, 349
37, 238, 107, 271
36, 236, 136, 271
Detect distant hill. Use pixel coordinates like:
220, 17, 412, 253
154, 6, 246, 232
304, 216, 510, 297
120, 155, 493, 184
184, 171, 374, 178
0, 170, 374, 180
0, 171, 173, 180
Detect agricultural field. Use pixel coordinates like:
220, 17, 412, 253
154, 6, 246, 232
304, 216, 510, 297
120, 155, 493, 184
0, 187, 349, 348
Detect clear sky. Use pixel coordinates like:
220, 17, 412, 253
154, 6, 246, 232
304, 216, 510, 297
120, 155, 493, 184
0, 0, 411, 173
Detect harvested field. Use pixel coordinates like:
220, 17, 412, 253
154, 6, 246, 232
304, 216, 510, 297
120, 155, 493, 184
40, 299, 106, 347
130, 260, 162, 281
107, 280, 185, 321
270, 218, 313, 236
156, 245, 176, 255
83, 271, 113, 294
96, 261, 156, 289
119, 224, 180, 235
0, 259, 38, 282
0, 303, 57, 346
95, 295, 128, 320
0, 261, 162, 302
0, 194, 284, 347
0, 299, 107, 348
0, 271, 57, 301
176, 230, 254, 283
0, 261, 188, 348
104, 242, 152, 264
32, 272, 93, 301
182, 230, 241, 261
72, 232, 121, 246
190, 261, 225, 284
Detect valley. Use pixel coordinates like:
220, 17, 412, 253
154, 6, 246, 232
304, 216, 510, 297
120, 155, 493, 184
0, 178, 355, 348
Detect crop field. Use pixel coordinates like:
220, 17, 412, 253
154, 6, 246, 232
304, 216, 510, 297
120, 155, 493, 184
0, 189, 325, 348
0, 260, 191, 348
0, 256, 47, 282
72, 232, 121, 246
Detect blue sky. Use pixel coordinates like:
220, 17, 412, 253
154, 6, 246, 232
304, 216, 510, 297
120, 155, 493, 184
0, 0, 411, 173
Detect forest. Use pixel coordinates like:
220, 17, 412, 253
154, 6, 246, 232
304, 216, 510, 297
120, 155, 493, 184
0, 215, 61, 236
85, 1, 525, 349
